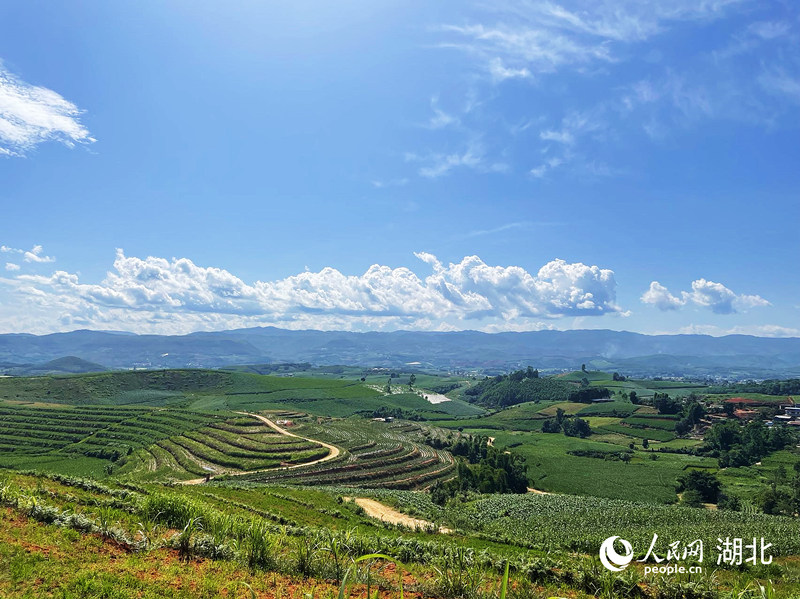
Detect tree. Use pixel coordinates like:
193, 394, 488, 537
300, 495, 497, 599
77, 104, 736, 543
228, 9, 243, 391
676, 470, 722, 503
408, 374, 416, 390
654, 393, 681, 415
680, 489, 705, 508
581, 364, 587, 372
717, 493, 741, 512
542, 418, 560, 433
384, 378, 392, 394
629, 391, 638, 404
642, 438, 649, 449
563, 417, 591, 438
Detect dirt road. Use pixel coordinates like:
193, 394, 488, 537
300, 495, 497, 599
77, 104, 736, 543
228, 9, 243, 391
180, 412, 340, 485
348, 497, 451, 533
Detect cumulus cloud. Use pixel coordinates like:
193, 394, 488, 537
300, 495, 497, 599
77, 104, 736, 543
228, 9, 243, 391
0, 63, 94, 156
5, 262, 19, 271
641, 278, 770, 314
1, 243, 55, 263
1, 250, 624, 334
640, 281, 685, 311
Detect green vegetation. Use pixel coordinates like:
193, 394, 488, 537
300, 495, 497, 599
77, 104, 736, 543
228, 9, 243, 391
463, 369, 611, 408
3, 470, 800, 599
428, 437, 528, 504
2, 366, 800, 598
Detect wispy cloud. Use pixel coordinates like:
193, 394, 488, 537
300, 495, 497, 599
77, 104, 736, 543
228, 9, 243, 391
463, 221, 535, 238
758, 69, 800, 104
371, 178, 409, 189
407, 143, 508, 178
488, 58, 531, 82
418, 1, 799, 185
440, 23, 612, 78
0, 62, 94, 157
427, 96, 460, 129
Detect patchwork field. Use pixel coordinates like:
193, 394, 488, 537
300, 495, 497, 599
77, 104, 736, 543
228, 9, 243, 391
1, 367, 799, 599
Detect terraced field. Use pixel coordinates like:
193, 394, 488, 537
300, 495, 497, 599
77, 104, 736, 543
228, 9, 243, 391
228, 420, 456, 490
121, 415, 330, 481
0, 404, 330, 481
0, 404, 197, 461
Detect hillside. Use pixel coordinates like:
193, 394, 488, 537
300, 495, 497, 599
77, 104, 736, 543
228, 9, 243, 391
1, 327, 800, 377
2, 366, 800, 597
2, 470, 800, 598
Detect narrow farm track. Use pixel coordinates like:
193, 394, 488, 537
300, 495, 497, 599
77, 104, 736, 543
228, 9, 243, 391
180, 413, 341, 485
347, 497, 451, 533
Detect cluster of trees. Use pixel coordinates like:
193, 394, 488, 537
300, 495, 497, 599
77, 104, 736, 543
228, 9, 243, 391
707, 379, 800, 396
757, 462, 800, 516
365, 406, 425, 421
568, 448, 632, 462
702, 420, 796, 467
464, 368, 610, 408
654, 393, 705, 436
430, 436, 528, 505
675, 465, 800, 515
676, 470, 726, 508
428, 382, 461, 395
542, 408, 591, 438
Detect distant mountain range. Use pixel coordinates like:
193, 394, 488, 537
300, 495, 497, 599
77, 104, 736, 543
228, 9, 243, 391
1, 327, 799, 379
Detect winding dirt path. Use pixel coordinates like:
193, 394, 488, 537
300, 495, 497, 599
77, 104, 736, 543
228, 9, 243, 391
347, 497, 451, 533
180, 412, 341, 485
527, 487, 552, 495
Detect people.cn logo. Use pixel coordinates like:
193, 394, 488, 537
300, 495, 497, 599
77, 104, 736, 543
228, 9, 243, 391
599, 536, 634, 572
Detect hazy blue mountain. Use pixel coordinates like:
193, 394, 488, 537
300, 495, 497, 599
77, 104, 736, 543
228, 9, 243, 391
0, 327, 798, 378
0, 356, 108, 376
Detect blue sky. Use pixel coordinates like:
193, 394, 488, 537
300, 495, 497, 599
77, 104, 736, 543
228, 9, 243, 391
0, 0, 798, 336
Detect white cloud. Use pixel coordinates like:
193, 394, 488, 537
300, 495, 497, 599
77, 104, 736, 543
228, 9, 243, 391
408, 144, 487, 178
371, 178, 409, 188
540, 129, 573, 144
748, 20, 791, 41
0, 63, 94, 156
440, 22, 613, 78
530, 155, 566, 178
440, 1, 745, 83
1, 250, 624, 334
427, 96, 460, 129
642, 278, 770, 314
488, 58, 531, 82
640, 281, 685, 310
674, 324, 800, 338
23, 244, 55, 263
4, 263, 19, 271
1, 243, 55, 263
758, 69, 800, 104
